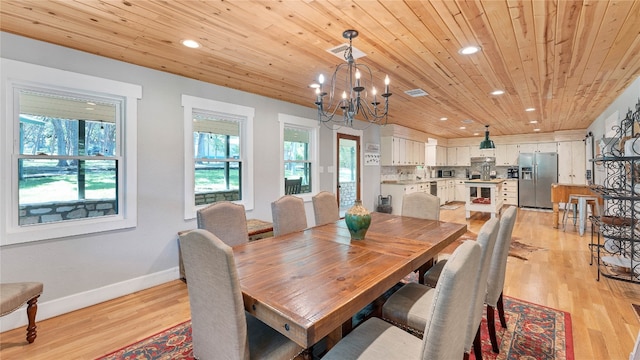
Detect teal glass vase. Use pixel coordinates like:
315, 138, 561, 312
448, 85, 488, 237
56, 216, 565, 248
344, 200, 371, 240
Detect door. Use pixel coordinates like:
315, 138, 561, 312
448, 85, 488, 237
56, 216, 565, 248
337, 133, 361, 212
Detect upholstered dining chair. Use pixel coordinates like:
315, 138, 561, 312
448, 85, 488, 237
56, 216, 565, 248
322, 240, 481, 360
0, 282, 43, 344
382, 217, 500, 360
179, 229, 304, 359
401, 192, 440, 220
312, 191, 340, 226
485, 206, 518, 353
196, 201, 249, 247
271, 195, 307, 236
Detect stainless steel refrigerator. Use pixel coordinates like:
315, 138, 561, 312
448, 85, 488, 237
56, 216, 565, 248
518, 152, 558, 208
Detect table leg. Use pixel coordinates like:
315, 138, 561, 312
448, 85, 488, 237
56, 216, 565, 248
579, 197, 587, 236
552, 203, 559, 228
418, 259, 434, 284
326, 324, 343, 351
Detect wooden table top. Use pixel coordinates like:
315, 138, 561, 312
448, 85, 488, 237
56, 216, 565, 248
233, 212, 467, 348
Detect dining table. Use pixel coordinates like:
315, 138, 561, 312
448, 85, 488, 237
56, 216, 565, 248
232, 212, 467, 352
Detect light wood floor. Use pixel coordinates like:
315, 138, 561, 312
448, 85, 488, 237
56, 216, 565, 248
1, 205, 639, 359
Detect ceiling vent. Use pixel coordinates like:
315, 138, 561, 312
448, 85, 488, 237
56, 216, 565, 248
327, 43, 366, 59
404, 89, 429, 97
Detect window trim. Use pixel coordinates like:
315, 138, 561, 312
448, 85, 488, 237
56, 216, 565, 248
1, 58, 141, 245
278, 113, 319, 202
182, 95, 254, 219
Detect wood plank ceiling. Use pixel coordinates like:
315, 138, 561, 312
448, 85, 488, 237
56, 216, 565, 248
1, 0, 639, 139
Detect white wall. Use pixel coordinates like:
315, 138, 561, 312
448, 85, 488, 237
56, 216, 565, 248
587, 76, 640, 184
0, 32, 381, 331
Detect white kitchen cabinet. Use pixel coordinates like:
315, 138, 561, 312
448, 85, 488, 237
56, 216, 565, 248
436, 146, 447, 166
447, 180, 455, 203
426, 145, 447, 166
380, 183, 416, 215
495, 144, 519, 165
456, 146, 470, 166
414, 141, 425, 166
381, 137, 425, 166
469, 146, 495, 158
519, 142, 557, 153
437, 180, 448, 205
448, 146, 470, 166
455, 180, 467, 202
500, 179, 518, 206
398, 138, 408, 165
557, 140, 586, 184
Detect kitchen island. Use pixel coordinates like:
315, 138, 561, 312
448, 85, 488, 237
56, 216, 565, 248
464, 179, 504, 219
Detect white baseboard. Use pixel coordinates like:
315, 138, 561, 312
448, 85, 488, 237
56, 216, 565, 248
0, 266, 180, 333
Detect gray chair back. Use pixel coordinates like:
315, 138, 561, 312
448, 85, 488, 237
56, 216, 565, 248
196, 201, 248, 247
179, 229, 250, 359
464, 217, 500, 353
271, 195, 307, 236
420, 240, 482, 360
486, 206, 518, 306
402, 192, 440, 220
312, 191, 340, 226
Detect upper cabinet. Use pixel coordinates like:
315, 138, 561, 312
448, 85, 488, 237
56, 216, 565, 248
447, 146, 470, 166
495, 144, 519, 166
519, 142, 557, 153
426, 144, 447, 166
557, 140, 586, 184
468, 146, 495, 158
381, 136, 425, 166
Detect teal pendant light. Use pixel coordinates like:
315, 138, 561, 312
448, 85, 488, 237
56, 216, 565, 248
479, 125, 495, 149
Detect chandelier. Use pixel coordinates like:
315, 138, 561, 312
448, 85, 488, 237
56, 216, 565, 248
314, 30, 391, 127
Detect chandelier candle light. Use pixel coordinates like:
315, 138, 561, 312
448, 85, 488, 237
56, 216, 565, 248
314, 30, 392, 127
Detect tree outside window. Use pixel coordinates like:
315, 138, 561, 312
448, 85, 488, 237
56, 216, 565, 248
284, 126, 312, 193
193, 114, 242, 204
17, 89, 119, 223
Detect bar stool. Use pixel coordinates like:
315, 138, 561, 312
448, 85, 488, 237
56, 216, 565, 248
562, 195, 580, 231
563, 194, 601, 236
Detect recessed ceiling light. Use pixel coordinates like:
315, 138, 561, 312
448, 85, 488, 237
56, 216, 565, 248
525, 107, 535, 112
491, 90, 505, 96
309, 83, 320, 89
459, 126, 466, 130
529, 120, 538, 124
439, 117, 448, 121
473, 132, 480, 136
533, 128, 541, 132
181, 39, 200, 48
459, 46, 481, 55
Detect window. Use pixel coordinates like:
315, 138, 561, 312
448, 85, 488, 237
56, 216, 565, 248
183, 95, 254, 219
1, 59, 141, 245
279, 114, 319, 199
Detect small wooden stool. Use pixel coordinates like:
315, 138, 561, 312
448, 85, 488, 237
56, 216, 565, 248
0, 282, 43, 343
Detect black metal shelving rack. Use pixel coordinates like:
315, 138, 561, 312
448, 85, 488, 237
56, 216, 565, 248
589, 100, 640, 284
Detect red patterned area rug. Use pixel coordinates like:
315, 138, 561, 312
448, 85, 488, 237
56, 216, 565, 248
97, 296, 572, 360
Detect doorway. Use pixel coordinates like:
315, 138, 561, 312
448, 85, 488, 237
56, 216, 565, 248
337, 133, 361, 212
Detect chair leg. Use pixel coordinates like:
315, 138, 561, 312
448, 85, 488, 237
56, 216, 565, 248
26, 295, 39, 343
473, 324, 483, 360
487, 305, 500, 353
497, 292, 507, 328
